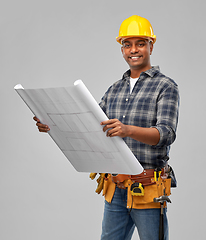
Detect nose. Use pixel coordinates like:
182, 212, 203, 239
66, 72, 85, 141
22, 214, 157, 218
130, 43, 138, 54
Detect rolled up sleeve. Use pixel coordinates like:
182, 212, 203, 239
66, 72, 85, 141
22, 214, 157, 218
152, 84, 179, 147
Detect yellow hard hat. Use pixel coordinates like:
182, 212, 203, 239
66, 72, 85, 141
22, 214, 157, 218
116, 15, 156, 44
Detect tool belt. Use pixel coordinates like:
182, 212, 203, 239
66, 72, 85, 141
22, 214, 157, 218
111, 167, 169, 187
103, 168, 172, 209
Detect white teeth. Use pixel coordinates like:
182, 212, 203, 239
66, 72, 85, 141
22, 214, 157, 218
131, 56, 140, 59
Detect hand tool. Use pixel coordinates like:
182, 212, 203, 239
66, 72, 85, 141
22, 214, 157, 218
153, 190, 171, 240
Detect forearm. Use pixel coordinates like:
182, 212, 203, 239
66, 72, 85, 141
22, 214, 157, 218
101, 119, 160, 146
126, 125, 160, 146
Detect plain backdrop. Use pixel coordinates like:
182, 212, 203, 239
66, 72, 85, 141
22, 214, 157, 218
1, 0, 205, 239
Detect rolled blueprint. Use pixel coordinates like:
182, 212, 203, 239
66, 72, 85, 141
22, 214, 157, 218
14, 80, 144, 174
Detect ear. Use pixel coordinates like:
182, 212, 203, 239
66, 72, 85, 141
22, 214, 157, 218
121, 46, 124, 54
150, 43, 154, 55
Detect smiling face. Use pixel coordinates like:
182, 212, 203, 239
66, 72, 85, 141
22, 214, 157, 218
121, 37, 153, 74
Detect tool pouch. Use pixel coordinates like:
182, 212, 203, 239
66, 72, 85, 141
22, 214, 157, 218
126, 178, 171, 209
102, 174, 116, 203
89, 173, 106, 194
168, 165, 177, 188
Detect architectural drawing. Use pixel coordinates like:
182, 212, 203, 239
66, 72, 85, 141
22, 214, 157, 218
14, 80, 143, 174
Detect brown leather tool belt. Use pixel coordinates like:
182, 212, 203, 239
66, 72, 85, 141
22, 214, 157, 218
111, 167, 169, 186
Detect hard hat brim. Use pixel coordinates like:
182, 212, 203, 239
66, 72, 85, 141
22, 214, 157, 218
116, 35, 156, 44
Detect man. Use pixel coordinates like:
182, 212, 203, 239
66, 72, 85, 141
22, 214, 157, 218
34, 15, 179, 240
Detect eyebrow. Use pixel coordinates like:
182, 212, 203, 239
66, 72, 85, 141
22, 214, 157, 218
122, 39, 147, 44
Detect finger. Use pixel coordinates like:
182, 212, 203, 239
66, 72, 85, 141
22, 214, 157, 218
36, 122, 45, 128
38, 126, 50, 132
38, 128, 49, 133
103, 123, 116, 132
100, 119, 118, 126
103, 124, 114, 132
100, 120, 111, 125
107, 127, 119, 137
36, 123, 50, 132
102, 119, 120, 130
33, 116, 40, 122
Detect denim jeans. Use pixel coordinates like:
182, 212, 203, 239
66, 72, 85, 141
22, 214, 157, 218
101, 187, 169, 240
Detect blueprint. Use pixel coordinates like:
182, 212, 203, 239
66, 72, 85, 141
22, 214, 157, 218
14, 80, 143, 174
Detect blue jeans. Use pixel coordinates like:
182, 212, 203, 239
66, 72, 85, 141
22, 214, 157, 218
101, 187, 169, 240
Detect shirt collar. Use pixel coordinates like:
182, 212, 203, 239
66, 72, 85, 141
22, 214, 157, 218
122, 66, 160, 81
143, 66, 160, 77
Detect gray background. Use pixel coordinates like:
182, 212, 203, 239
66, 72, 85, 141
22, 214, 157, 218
1, 0, 205, 239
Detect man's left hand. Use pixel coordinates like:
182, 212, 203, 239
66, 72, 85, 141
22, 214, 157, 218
101, 119, 129, 138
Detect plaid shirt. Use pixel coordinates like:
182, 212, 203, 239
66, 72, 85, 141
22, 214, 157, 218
99, 66, 179, 169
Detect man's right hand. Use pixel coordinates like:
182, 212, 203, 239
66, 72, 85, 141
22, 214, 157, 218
33, 116, 50, 133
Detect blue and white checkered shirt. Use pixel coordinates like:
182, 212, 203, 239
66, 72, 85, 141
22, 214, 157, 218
99, 66, 179, 169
